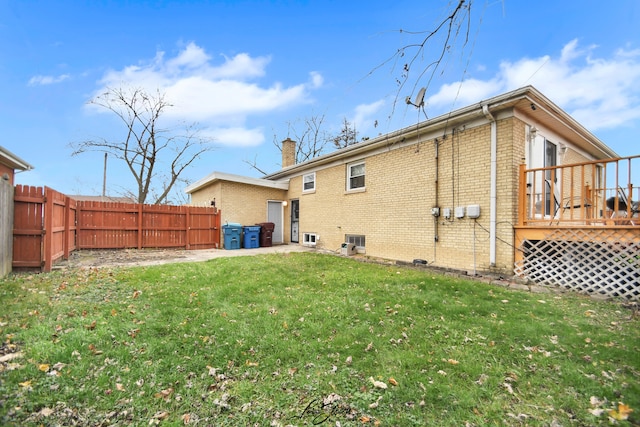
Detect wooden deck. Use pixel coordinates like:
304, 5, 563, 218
514, 155, 639, 300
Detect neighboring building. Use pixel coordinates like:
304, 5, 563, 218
71, 195, 137, 203
187, 86, 626, 277
1, 146, 33, 277
0, 145, 33, 185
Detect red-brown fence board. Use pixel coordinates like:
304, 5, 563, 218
12, 186, 221, 272
76, 201, 141, 249
46, 187, 76, 271
12, 185, 44, 269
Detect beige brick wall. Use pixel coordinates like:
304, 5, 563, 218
190, 181, 286, 228
289, 116, 526, 274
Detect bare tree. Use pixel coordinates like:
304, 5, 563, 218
71, 87, 215, 204
368, 0, 472, 116
279, 115, 329, 164
332, 118, 362, 149
244, 114, 330, 174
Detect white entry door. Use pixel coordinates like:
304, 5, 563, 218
267, 201, 284, 244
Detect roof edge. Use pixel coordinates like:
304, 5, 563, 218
185, 171, 289, 194
264, 85, 618, 179
0, 146, 34, 171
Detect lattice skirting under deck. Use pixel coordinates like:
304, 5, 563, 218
514, 228, 639, 300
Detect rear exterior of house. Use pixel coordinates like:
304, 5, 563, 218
187, 86, 619, 276
187, 172, 289, 245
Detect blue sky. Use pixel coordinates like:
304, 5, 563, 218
1, 0, 639, 201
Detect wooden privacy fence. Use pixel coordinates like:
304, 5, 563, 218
12, 185, 221, 272
75, 200, 220, 251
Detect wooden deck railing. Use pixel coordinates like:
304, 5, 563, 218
518, 155, 640, 227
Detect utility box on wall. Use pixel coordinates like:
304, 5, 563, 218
467, 204, 481, 218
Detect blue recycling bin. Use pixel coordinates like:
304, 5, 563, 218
222, 223, 242, 250
243, 225, 261, 249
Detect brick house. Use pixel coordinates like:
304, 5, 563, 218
187, 86, 628, 277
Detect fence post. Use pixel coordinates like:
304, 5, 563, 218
137, 203, 143, 249
185, 208, 191, 250
43, 187, 53, 272
215, 208, 221, 249
63, 195, 71, 260
517, 163, 526, 226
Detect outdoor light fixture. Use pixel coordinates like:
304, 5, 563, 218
211, 199, 216, 207
282, 200, 288, 207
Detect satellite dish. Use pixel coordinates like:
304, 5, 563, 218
406, 87, 426, 108
414, 87, 426, 107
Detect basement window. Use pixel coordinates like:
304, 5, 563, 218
303, 232, 317, 247
346, 234, 365, 252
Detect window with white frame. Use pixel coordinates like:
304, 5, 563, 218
346, 234, 365, 251
303, 172, 316, 192
303, 232, 317, 246
347, 161, 365, 191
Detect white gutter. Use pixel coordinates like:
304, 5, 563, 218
482, 104, 497, 267
0, 146, 34, 171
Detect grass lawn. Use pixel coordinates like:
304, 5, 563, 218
0, 252, 638, 426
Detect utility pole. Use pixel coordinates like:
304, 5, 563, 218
102, 153, 107, 198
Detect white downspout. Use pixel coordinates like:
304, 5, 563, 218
482, 104, 497, 267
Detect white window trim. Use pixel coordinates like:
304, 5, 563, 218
302, 172, 316, 193
345, 234, 366, 254
302, 232, 317, 247
346, 161, 365, 192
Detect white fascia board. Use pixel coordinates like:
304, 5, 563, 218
0, 146, 34, 171
185, 171, 289, 194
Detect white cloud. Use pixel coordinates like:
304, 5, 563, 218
200, 126, 265, 147
309, 71, 324, 88
28, 73, 70, 86
350, 100, 385, 133
90, 42, 320, 145
427, 39, 640, 130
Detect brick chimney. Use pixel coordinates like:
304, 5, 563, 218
282, 138, 296, 168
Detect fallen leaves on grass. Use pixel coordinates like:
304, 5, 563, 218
150, 411, 170, 424
369, 377, 387, 389
369, 396, 383, 408
609, 403, 633, 421
88, 344, 103, 355
588, 396, 633, 422
154, 387, 174, 401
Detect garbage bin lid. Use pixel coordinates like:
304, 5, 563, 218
223, 222, 242, 228
257, 222, 275, 230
